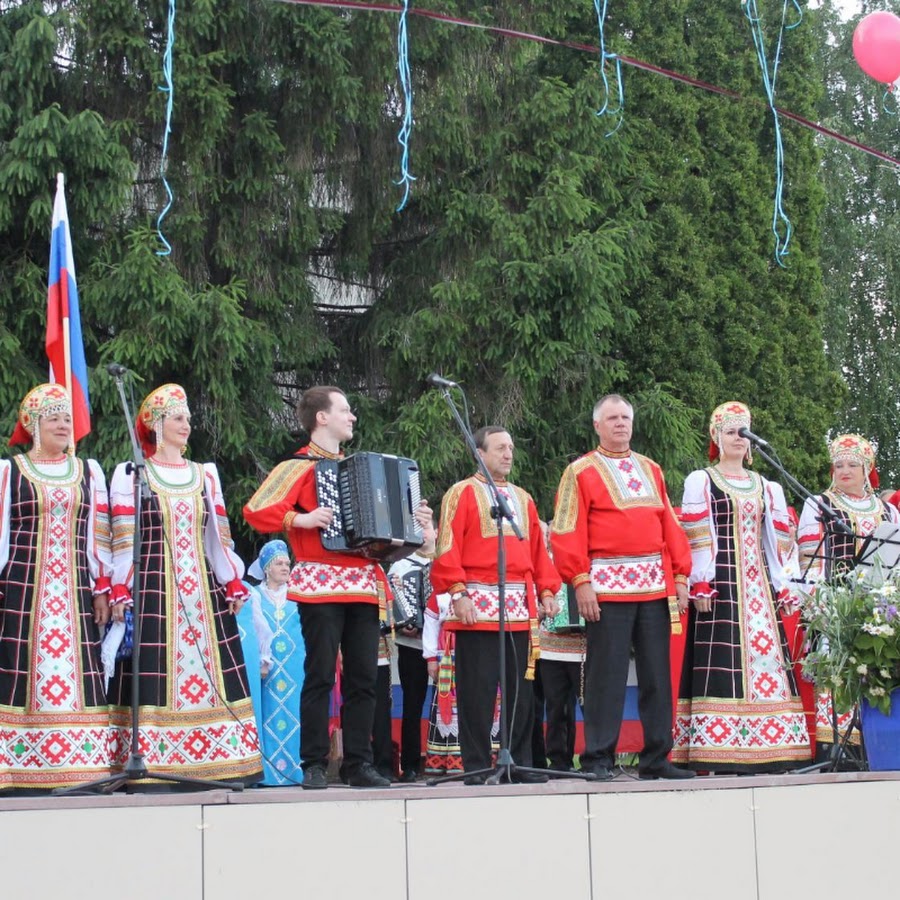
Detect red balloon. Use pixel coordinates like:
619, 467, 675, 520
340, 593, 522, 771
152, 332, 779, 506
853, 11, 900, 85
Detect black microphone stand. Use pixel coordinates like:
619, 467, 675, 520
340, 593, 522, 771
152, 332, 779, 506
56, 370, 245, 794
747, 437, 866, 775
427, 385, 593, 786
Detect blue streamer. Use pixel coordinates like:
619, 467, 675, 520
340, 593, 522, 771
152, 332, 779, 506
883, 88, 898, 117
744, 0, 802, 268
394, 0, 416, 212
593, 0, 624, 136
156, 0, 177, 256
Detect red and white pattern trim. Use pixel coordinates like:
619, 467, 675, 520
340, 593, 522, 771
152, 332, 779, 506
447, 582, 529, 625
734, 496, 792, 704
590, 553, 666, 597
109, 704, 260, 777
33, 485, 83, 713
288, 562, 380, 602
672, 700, 810, 761
0, 713, 111, 789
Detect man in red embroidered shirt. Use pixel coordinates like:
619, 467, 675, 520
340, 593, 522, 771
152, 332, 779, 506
551, 395, 694, 781
430, 426, 561, 784
243, 386, 399, 790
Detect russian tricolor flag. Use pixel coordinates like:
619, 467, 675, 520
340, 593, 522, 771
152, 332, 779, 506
46, 173, 91, 442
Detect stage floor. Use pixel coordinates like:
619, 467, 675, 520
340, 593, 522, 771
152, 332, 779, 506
1, 769, 895, 900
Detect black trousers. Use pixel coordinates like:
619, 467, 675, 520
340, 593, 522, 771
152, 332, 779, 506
454, 630, 533, 772
397, 642, 429, 773
531, 662, 547, 768
299, 601, 380, 773
372, 664, 394, 775
540, 659, 581, 770
581, 599, 672, 772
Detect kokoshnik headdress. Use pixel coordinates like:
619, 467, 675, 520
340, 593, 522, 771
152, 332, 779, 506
136, 383, 190, 456
828, 433, 879, 491
8, 383, 73, 452
708, 400, 752, 464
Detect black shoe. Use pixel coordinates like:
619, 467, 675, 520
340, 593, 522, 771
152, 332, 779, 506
302, 765, 328, 790
398, 769, 418, 784
377, 767, 398, 784
346, 763, 392, 788
511, 770, 550, 784
639, 763, 695, 780
585, 764, 613, 781
463, 773, 486, 786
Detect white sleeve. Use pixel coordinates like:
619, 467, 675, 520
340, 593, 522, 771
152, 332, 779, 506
86, 459, 113, 590
680, 469, 717, 590
202, 463, 246, 585
109, 461, 136, 593
797, 495, 826, 586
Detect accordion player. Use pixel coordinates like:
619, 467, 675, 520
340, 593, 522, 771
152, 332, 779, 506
315, 451, 425, 564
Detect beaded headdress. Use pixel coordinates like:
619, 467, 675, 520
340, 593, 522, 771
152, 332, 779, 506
708, 400, 752, 463
136, 383, 190, 455
829, 433, 879, 490
8, 383, 72, 450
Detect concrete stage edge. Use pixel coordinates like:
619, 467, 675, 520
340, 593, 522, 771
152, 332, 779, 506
1, 771, 895, 900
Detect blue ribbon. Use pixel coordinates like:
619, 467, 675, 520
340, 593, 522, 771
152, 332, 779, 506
744, 0, 802, 268
593, 0, 624, 136
156, 0, 177, 256
395, 0, 416, 211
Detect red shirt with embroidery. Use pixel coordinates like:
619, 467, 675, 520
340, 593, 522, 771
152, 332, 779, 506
430, 474, 561, 632
550, 446, 690, 602
243, 443, 387, 605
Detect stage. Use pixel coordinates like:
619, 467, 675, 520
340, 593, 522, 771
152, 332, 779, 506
1, 769, 895, 899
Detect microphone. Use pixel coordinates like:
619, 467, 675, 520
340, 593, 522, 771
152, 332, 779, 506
425, 373, 459, 389
738, 426, 771, 448
106, 363, 129, 377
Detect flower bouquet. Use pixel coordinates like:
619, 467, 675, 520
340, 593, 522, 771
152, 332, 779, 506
801, 566, 900, 716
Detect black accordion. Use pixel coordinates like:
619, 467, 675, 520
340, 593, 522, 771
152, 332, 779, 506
390, 563, 431, 631
315, 452, 424, 564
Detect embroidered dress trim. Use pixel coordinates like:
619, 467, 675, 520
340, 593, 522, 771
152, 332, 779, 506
590, 554, 666, 598
445, 582, 529, 625
109, 700, 261, 780
590, 450, 662, 509
814, 692, 859, 746
0, 708, 112, 790
471, 477, 529, 539
672, 698, 811, 764
287, 561, 379, 603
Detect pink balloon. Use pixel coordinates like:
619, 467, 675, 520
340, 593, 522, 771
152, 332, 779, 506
853, 11, 900, 85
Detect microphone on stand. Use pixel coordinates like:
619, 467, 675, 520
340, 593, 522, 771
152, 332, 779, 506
738, 426, 771, 449
105, 363, 129, 377
425, 373, 459, 389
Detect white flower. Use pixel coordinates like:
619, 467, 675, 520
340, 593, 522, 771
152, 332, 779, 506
849, 656, 857, 664
881, 669, 890, 678
881, 584, 897, 596
871, 686, 886, 697
831, 675, 844, 686
857, 664, 868, 675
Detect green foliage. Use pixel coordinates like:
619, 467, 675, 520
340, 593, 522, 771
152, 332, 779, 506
0, 0, 842, 555
816, 0, 900, 489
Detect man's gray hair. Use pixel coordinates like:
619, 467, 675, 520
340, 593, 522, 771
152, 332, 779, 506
592, 394, 634, 421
